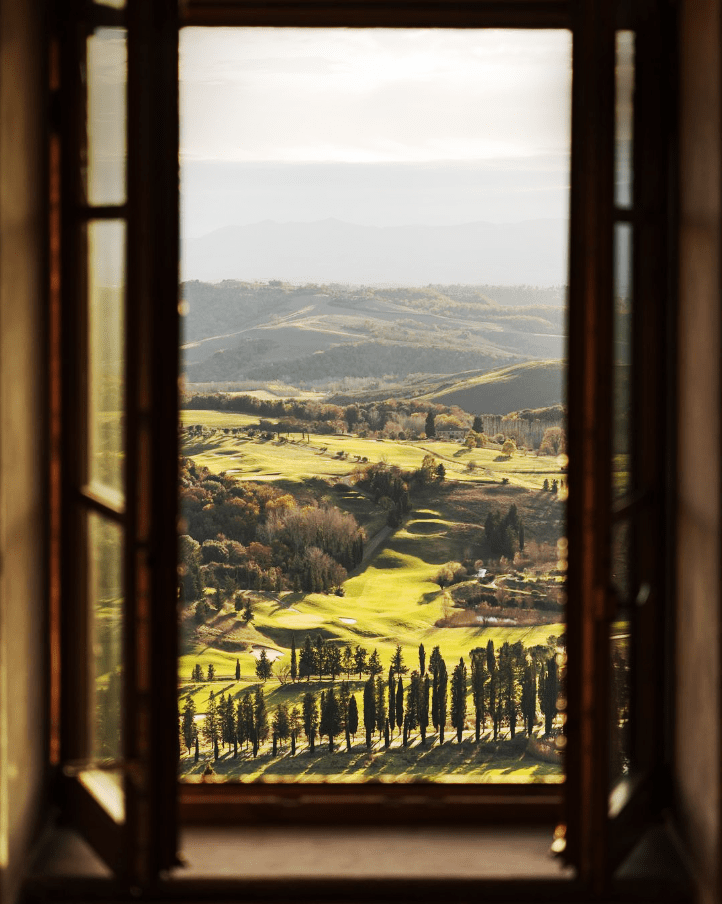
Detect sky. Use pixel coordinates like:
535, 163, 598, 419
179, 28, 572, 238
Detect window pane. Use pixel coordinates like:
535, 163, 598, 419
87, 220, 125, 500
613, 222, 632, 499
611, 518, 632, 602
87, 27, 127, 205
609, 611, 632, 791
615, 31, 634, 208
88, 512, 124, 766
179, 28, 570, 784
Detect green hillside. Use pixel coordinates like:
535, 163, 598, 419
418, 360, 564, 415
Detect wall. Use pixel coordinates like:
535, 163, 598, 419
0, 2, 49, 903
675, 1, 722, 902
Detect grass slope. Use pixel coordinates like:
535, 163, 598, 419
418, 360, 564, 415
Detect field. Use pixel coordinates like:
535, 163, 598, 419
179, 409, 566, 783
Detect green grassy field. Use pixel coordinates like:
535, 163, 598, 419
180, 412, 567, 492
179, 409, 566, 783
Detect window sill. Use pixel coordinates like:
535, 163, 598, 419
24, 821, 694, 903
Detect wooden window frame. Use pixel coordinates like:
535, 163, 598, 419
49, 0, 678, 895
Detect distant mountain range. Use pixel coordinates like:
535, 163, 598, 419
182, 218, 568, 286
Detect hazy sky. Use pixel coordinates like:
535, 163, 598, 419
180, 28, 572, 237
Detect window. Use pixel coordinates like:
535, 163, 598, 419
49, 0, 677, 893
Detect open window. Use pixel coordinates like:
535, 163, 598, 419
49, 0, 677, 894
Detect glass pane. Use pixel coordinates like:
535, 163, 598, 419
88, 512, 124, 765
613, 222, 632, 500
615, 31, 634, 208
609, 612, 632, 791
611, 518, 632, 601
88, 220, 125, 500
87, 28, 127, 205
179, 28, 571, 784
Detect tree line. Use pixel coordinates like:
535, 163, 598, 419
181, 639, 563, 763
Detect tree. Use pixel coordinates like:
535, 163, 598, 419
327, 644, 342, 681
539, 654, 559, 735
472, 415, 483, 433
255, 648, 273, 682
182, 696, 196, 755
407, 671, 421, 736
207, 663, 215, 682
375, 676, 387, 737
543, 478, 550, 492
501, 439, 516, 457
289, 706, 301, 754
300, 636, 316, 681
302, 691, 318, 751
235, 658, 241, 681
237, 693, 254, 750
254, 685, 269, 753
290, 635, 297, 682
435, 463, 446, 481
435, 659, 448, 744
202, 691, 220, 757
272, 704, 290, 748
395, 676, 404, 732
388, 667, 396, 734
419, 642, 426, 676
470, 650, 488, 741
354, 645, 368, 679
420, 675, 430, 745
347, 695, 359, 740
192, 662, 203, 682
341, 644, 354, 679
242, 599, 253, 623
451, 657, 468, 743
367, 648, 383, 677
425, 411, 436, 438
539, 426, 567, 456
363, 677, 376, 748
391, 643, 407, 677
521, 655, 537, 736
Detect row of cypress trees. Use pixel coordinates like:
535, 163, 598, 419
181, 641, 561, 761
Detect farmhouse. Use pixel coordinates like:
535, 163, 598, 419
436, 427, 468, 442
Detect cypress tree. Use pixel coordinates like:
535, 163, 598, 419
540, 654, 559, 735
202, 690, 220, 754
348, 695, 359, 740
182, 696, 196, 755
254, 685, 269, 749
300, 636, 315, 681
363, 677, 376, 748
290, 634, 297, 682
388, 667, 396, 733
407, 671, 421, 735
302, 691, 318, 751
395, 676, 404, 731
235, 658, 241, 681
470, 650, 487, 742
451, 657, 468, 743
321, 687, 341, 751
420, 675, 430, 745
384, 718, 390, 749
419, 642, 426, 676
375, 676, 387, 737
438, 659, 448, 744
194, 735, 199, 763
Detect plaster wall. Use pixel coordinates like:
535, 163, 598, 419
0, 2, 48, 903
675, 1, 722, 902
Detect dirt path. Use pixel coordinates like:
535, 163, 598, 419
360, 524, 393, 564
